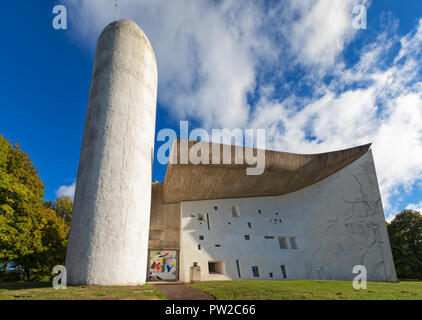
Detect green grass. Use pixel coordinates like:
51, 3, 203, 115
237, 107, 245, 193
189, 280, 422, 300
0, 282, 166, 300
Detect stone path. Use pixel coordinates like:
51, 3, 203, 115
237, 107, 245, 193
152, 283, 215, 300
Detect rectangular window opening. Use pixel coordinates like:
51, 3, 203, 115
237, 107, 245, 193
269, 272, 273, 278
281, 265, 287, 279
208, 261, 225, 274
198, 213, 205, 221
252, 266, 259, 278
232, 205, 240, 218
198, 244, 201, 250
289, 237, 299, 249
247, 222, 252, 228
278, 236, 289, 249
236, 260, 241, 278
244, 235, 250, 240
264, 236, 274, 239
215, 244, 221, 247
199, 235, 204, 240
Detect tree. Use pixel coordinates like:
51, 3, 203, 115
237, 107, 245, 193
52, 196, 72, 226
387, 209, 422, 279
15, 206, 69, 279
0, 135, 45, 274
0, 134, 70, 280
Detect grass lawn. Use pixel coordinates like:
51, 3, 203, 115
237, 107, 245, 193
189, 280, 422, 300
0, 282, 166, 300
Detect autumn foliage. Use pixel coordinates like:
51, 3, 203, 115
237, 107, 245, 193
0, 135, 71, 280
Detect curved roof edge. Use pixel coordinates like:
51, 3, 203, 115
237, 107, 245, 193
162, 138, 371, 203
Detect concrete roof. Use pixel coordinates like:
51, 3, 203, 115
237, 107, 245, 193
161, 138, 371, 203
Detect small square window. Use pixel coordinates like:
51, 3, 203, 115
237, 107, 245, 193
247, 222, 252, 228
214, 206, 218, 210
199, 235, 204, 240
244, 235, 250, 240
269, 272, 273, 278
258, 209, 262, 214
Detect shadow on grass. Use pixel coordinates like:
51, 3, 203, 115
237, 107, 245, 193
398, 278, 422, 282
0, 281, 51, 290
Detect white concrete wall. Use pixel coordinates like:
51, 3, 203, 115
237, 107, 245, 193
180, 150, 397, 282
65, 20, 157, 285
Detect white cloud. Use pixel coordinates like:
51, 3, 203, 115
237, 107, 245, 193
63, 0, 363, 129
249, 19, 422, 214
55, 182, 76, 200
64, 0, 276, 129
284, 0, 363, 68
63, 0, 422, 217
387, 201, 422, 222
406, 201, 422, 213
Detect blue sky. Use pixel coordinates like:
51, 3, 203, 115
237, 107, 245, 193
1, 1, 421, 220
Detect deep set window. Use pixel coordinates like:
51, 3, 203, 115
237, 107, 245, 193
252, 266, 259, 277
232, 205, 240, 217
278, 236, 289, 249
281, 265, 287, 279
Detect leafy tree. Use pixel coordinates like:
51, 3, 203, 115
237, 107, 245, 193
15, 206, 69, 279
0, 135, 70, 280
387, 209, 422, 280
52, 196, 72, 226
0, 135, 45, 275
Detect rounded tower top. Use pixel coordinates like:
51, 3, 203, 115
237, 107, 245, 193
98, 19, 156, 61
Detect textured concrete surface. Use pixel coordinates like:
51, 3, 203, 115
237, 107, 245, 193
149, 183, 181, 250
152, 283, 215, 300
65, 20, 157, 285
179, 150, 397, 282
163, 138, 371, 203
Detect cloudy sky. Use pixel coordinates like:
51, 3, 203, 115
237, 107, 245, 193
1, 1, 421, 221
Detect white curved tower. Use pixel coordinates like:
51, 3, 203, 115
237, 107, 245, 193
65, 20, 157, 285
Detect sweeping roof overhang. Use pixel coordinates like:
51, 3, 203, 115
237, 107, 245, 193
161, 138, 371, 203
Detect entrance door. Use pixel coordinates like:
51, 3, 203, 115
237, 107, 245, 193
147, 250, 178, 281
